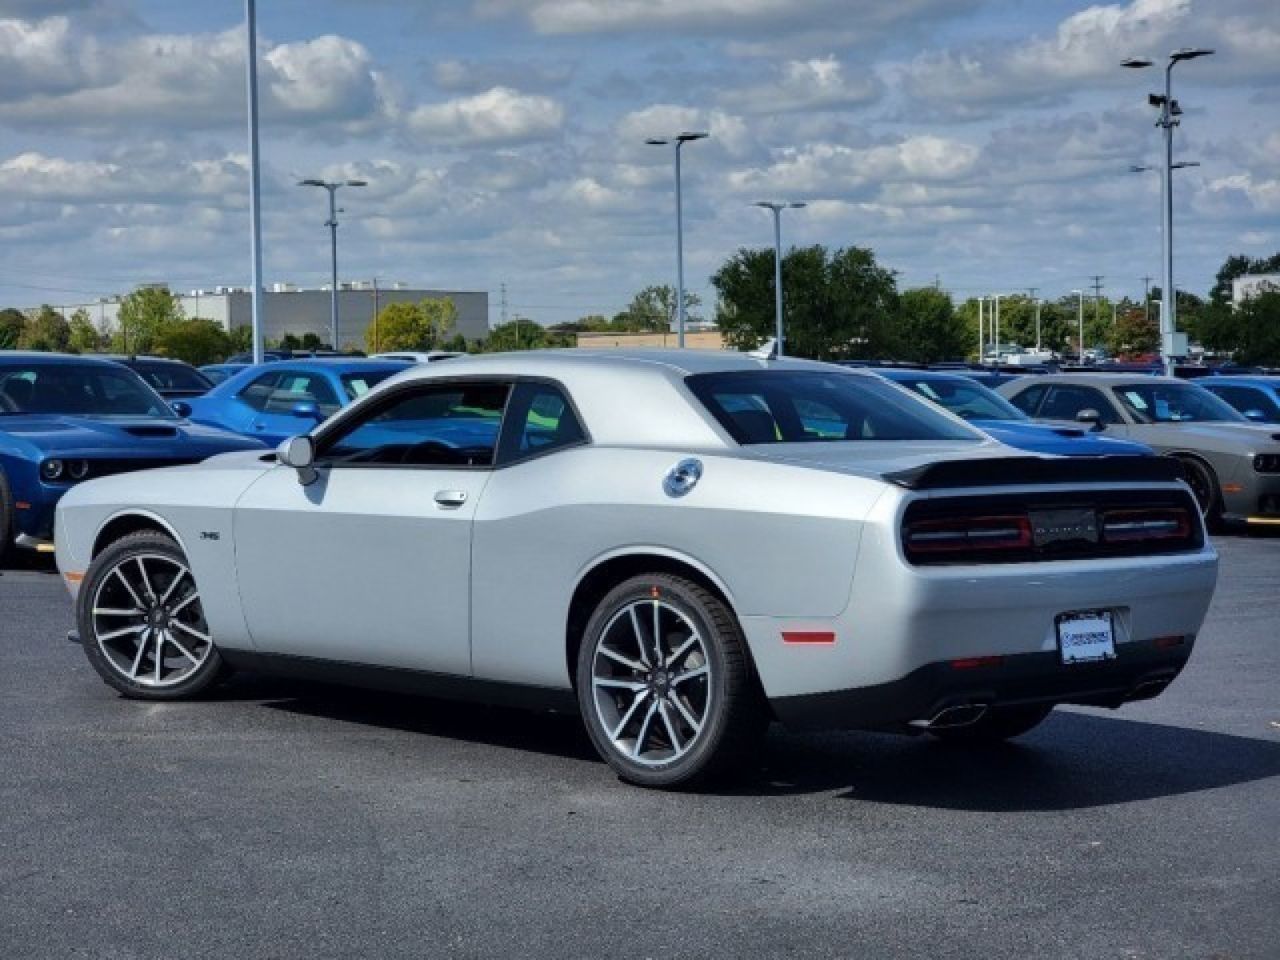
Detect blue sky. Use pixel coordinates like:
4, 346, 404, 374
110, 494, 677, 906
1, 0, 1277, 326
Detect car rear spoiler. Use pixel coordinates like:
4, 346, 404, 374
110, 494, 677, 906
883, 455, 1184, 490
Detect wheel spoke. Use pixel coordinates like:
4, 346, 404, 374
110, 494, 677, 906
672, 665, 709, 686
666, 634, 698, 669
168, 592, 198, 616
153, 630, 164, 683
164, 630, 200, 665
92, 607, 143, 617
136, 557, 156, 601
657, 699, 683, 752
170, 620, 210, 644
651, 600, 662, 664
628, 606, 651, 667
593, 677, 647, 693
670, 692, 702, 734
598, 645, 645, 672
610, 690, 649, 740
98, 623, 147, 642
129, 629, 151, 678
158, 565, 189, 605
112, 567, 145, 610
631, 701, 659, 759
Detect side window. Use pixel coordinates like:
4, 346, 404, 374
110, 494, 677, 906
1212, 385, 1278, 419
1006, 383, 1046, 416
497, 382, 586, 463
1040, 385, 1119, 423
265, 373, 341, 416
317, 381, 509, 468
238, 372, 280, 412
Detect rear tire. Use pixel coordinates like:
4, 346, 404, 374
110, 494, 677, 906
78, 530, 226, 700
576, 573, 766, 789
929, 704, 1053, 744
1177, 456, 1222, 531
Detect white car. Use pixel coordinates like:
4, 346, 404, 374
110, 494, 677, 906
55, 351, 1218, 788
369, 351, 460, 363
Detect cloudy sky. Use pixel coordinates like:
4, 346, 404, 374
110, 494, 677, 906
1, 0, 1277, 325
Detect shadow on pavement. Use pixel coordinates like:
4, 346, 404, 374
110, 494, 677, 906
0, 552, 58, 575
216, 672, 1280, 808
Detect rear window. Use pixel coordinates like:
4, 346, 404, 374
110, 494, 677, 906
686, 370, 981, 444
132, 362, 212, 392
341, 370, 398, 400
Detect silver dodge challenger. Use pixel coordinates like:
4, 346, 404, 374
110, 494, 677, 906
55, 351, 1219, 788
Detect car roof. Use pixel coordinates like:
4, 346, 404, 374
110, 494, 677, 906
1201, 375, 1280, 387
1003, 372, 1190, 387
397, 348, 856, 378
0, 351, 129, 368
875, 368, 979, 384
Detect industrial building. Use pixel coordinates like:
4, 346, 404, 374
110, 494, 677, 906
1233, 273, 1280, 306
54, 282, 490, 350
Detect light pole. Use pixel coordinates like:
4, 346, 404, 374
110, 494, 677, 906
646, 132, 708, 348
1072, 289, 1085, 362
1122, 47, 1214, 374
299, 177, 367, 350
992, 294, 1001, 364
977, 297, 985, 363
752, 201, 806, 357
244, 0, 265, 363
1034, 298, 1042, 352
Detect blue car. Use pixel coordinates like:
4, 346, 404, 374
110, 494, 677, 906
179, 359, 410, 446
1198, 376, 1280, 424
875, 369, 1152, 456
0, 353, 265, 558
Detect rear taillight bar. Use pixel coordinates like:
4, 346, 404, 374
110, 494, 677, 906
904, 514, 1032, 557
1099, 508, 1192, 543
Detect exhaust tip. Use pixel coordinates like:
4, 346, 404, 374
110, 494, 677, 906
910, 703, 990, 730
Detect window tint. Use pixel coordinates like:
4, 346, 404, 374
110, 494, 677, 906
318, 381, 509, 468
686, 371, 980, 444
341, 370, 398, 401
1205, 385, 1280, 421
132, 362, 212, 392
238, 372, 279, 412
1039, 385, 1119, 423
1112, 382, 1245, 424
898, 377, 1025, 422
265, 372, 341, 416
497, 382, 586, 463
1006, 383, 1046, 416
0, 364, 173, 418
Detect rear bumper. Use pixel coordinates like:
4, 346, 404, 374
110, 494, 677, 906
771, 640, 1193, 732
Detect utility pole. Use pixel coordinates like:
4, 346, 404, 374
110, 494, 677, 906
977, 297, 985, 363
500, 283, 508, 325
1091, 275, 1104, 336
1034, 299, 1042, 352
372, 276, 379, 353
245, 0, 265, 363
1142, 275, 1153, 324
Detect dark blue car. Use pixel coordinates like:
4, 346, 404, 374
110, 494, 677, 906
1198, 376, 1280, 423
179, 359, 410, 446
876, 369, 1152, 456
0, 353, 265, 558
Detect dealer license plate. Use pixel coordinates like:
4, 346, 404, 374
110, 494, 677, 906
1056, 610, 1116, 664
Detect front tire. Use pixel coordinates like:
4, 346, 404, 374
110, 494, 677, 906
0, 469, 12, 565
78, 530, 225, 700
929, 704, 1053, 744
1178, 456, 1222, 530
576, 573, 766, 789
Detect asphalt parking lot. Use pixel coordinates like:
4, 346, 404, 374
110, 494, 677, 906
2, 539, 1277, 960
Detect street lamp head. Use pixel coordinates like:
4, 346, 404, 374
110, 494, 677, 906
676, 131, 709, 143
644, 137, 669, 146
752, 201, 777, 210
788, 202, 807, 209
1171, 47, 1214, 62
345, 179, 368, 187
1171, 160, 1201, 169
1129, 164, 1151, 173
1121, 57, 1153, 68
299, 178, 326, 187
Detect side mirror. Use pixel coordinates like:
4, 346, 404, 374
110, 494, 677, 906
170, 400, 192, 417
276, 435, 317, 485
1075, 408, 1105, 431
1244, 409, 1266, 422
291, 400, 322, 421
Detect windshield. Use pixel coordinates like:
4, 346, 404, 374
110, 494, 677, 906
131, 362, 213, 392
893, 376, 1026, 422
1112, 382, 1246, 424
686, 370, 982, 444
341, 370, 399, 401
0, 364, 175, 418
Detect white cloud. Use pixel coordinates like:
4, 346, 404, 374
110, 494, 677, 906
406, 86, 564, 146
0, 150, 246, 204
720, 56, 882, 114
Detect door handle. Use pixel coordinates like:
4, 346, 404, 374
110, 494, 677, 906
434, 490, 468, 508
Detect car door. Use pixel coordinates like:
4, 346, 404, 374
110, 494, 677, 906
232, 378, 511, 675
1037, 384, 1123, 429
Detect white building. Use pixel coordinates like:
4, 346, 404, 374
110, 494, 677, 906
1232, 273, 1280, 306
53, 282, 490, 350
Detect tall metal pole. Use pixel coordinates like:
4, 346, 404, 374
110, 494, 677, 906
993, 294, 1001, 364
977, 297, 984, 363
1035, 298, 1042, 352
1076, 290, 1085, 361
674, 142, 686, 348
245, 0, 265, 363
372, 276, 379, 353
1160, 62, 1175, 375
327, 185, 339, 350
771, 206, 783, 355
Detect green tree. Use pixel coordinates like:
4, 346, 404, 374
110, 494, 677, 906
114, 287, 184, 354
1107, 305, 1159, 357
366, 297, 458, 352
1208, 252, 1280, 307
615, 285, 701, 332
227, 324, 253, 354
19, 306, 71, 352
276, 333, 302, 351
895, 288, 967, 362
1, 307, 28, 349
713, 245, 898, 360
67, 308, 101, 353
300, 332, 324, 351
154, 318, 232, 366
1197, 292, 1280, 365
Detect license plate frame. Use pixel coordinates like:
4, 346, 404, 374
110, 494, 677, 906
1055, 610, 1116, 665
